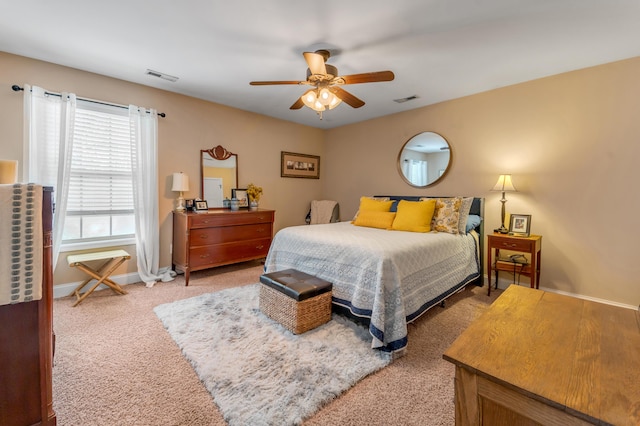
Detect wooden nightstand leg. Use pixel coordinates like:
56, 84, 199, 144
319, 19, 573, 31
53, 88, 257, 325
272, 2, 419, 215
494, 248, 500, 290
535, 250, 541, 289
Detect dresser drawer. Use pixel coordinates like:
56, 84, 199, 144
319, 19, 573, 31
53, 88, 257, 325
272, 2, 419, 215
190, 223, 273, 246
190, 211, 274, 228
189, 238, 272, 268
491, 236, 533, 252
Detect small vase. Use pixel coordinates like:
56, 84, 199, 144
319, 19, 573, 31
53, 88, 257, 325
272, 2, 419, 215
230, 198, 239, 211
249, 200, 259, 211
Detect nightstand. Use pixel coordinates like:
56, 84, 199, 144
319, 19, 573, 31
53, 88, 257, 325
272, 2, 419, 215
487, 233, 542, 296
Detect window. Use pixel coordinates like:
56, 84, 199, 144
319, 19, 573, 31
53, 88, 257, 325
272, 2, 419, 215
403, 159, 428, 187
61, 101, 135, 246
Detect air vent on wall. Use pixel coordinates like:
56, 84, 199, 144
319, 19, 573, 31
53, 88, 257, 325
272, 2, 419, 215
393, 95, 419, 103
145, 69, 179, 82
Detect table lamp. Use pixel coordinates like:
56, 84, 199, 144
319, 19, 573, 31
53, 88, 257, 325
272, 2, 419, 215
492, 174, 516, 234
172, 172, 189, 211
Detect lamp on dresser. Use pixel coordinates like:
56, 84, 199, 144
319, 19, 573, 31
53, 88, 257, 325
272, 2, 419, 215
492, 174, 516, 234
172, 172, 189, 212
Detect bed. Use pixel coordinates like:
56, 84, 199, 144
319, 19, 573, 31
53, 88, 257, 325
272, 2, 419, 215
263, 196, 484, 352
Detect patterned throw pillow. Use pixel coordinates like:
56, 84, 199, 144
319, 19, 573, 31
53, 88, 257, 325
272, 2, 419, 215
431, 197, 462, 234
457, 197, 474, 234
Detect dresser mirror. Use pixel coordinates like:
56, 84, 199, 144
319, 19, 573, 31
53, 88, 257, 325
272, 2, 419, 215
201, 145, 238, 208
397, 132, 451, 187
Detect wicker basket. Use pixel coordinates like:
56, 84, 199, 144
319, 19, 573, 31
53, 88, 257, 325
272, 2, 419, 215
259, 283, 332, 334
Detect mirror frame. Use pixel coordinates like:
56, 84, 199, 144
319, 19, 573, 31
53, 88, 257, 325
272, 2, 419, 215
200, 145, 238, 207
397, 131, 451, 188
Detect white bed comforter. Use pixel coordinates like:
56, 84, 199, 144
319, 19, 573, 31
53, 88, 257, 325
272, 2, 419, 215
264, 222, 480, 352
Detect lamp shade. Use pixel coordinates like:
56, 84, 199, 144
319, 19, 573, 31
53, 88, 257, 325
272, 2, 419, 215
492, 174, 516, 192
0, 159, 18, 184
171, 172, 189, 192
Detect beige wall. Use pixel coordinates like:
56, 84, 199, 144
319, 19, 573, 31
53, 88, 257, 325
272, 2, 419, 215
2, 51, 639, 307
324, 57, 640, 307
0, 52, 324, 287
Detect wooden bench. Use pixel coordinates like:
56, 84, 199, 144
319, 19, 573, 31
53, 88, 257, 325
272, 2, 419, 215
67, 249, 130, 307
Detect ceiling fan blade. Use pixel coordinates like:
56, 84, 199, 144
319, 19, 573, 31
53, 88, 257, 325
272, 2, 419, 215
339, 71, 395, 85
250, 80, 306, 85
290, 98, 304, 110
331, 87, 365, 108
303, 52, 327, 76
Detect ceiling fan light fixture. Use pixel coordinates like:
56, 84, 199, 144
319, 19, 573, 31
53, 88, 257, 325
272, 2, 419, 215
318, 88, 332, 105
328, 94, 342, 110
302, 90, 317, 108
301, 87, 340, 112
301, 89, 326, 112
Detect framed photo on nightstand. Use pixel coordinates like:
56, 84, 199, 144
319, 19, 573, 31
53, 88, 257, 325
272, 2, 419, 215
509, 214, 531, 237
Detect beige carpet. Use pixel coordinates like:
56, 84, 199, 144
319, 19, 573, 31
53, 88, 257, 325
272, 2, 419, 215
52, 261, 500, 425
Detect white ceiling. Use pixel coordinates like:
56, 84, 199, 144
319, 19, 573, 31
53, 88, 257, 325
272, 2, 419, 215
2, 0, 639, 129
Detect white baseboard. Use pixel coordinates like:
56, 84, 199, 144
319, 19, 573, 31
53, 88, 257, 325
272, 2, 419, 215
487, 275, 637, 311
53, 272, 141, 299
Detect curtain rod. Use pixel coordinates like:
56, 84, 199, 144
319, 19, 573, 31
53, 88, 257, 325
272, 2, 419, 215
11, 85, 166, 118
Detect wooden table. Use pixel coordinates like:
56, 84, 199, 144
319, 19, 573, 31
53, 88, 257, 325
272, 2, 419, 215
487, 233, 542, 296
443, 285, 640, 426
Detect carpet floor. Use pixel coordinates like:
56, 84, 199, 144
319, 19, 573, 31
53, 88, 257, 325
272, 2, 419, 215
52, 261, 500, 425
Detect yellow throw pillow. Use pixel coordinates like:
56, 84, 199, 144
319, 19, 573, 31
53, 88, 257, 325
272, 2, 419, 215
352, 196, 394, 221
359, 196, 393, 212
353, 210, 396, 229
390, 199, 437, 232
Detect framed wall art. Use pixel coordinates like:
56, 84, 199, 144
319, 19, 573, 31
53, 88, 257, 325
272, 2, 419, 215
509, 214, 531, 237
281, 151, 320, 179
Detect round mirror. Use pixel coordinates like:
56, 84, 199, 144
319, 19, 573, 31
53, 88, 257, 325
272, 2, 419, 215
397, 132, 451, 187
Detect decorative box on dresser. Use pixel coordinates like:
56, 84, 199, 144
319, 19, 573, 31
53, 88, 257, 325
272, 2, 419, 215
173, 209, 275, 285
0, 186, 56, 426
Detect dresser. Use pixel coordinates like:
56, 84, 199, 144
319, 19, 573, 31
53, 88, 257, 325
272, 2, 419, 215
172, 209, 275, 285
443, 285, 640, 426
0, 187, 56, 426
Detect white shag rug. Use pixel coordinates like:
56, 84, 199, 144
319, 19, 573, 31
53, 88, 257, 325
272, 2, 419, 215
154, 284, 392, 426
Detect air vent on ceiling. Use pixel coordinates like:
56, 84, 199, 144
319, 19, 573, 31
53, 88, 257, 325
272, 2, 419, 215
145, 69, 179, 82
393, 95, 419, 103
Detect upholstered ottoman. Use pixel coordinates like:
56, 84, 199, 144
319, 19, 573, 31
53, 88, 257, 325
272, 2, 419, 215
259, 269, 332, 334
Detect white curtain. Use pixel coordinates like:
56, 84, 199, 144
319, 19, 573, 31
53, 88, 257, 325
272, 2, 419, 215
129, 106, 174, 287
23, 85, 76, 268
403, 159, 428, 186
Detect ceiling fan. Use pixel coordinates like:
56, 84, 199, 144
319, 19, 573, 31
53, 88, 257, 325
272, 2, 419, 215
249, 49, 394, 118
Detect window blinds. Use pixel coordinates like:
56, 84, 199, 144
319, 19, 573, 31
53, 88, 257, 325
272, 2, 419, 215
66, 101, 134, 215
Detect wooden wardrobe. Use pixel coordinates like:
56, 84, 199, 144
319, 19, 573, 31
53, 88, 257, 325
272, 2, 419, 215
0, 186, 56, 425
